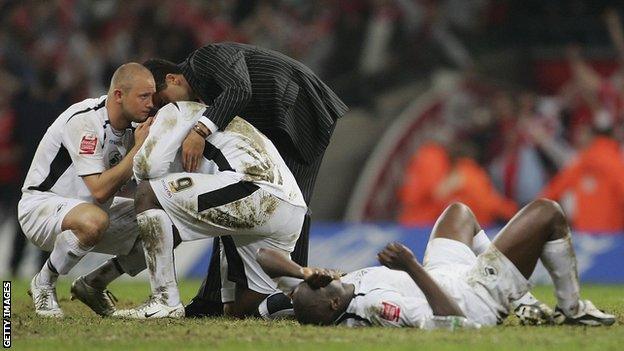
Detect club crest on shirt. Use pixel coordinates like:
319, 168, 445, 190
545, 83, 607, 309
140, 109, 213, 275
380, 301, 401, 322
108, 150, 122, 166
79, 133, 98, 155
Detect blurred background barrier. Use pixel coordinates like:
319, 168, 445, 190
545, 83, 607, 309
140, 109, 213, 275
2, 221, 622, 284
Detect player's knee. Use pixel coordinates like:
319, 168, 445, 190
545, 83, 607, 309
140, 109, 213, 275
529, 198, 565, 225
77, 210, 109, 246
134, 181, 160, 214
446, 202, 470, 214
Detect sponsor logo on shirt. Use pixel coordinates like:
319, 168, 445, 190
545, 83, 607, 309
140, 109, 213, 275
380, 301, 400, 322
79, 133, 98, 155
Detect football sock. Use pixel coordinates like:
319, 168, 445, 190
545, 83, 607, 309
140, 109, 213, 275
84, 259, 123, 290
38, 230, 92, 285
137, 209, 180, 307
540, 234, 580, 316
472, 230, 490, 255
114, 238, 147, 277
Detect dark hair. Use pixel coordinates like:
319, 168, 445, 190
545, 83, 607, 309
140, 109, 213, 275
143, 58, 181, 92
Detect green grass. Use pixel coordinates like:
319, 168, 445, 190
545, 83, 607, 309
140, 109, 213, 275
8, 279, 624, 351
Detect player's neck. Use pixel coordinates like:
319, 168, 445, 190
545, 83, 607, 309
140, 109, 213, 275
105, 98, 130, 131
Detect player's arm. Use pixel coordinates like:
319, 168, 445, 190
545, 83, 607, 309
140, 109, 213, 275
81, 119, 152, 203
133, 104, 195, 180
377, 242, 465, 317
256, 248, 340, 289
182, 45, 252, 172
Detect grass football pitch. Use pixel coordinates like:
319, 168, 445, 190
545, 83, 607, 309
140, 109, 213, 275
8, 279, 624, 351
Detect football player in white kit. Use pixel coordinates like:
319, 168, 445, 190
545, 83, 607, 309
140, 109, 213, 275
257, 200, 616, 327
18, 63, 155, 317
115, 101, 307, 319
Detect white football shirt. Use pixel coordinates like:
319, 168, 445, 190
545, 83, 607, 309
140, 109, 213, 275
336, 267, 434, 327
22, 95, 134, 206
133, 101, 306, 208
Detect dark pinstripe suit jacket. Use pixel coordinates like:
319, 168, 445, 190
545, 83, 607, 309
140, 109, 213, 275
179, 42, 348, 173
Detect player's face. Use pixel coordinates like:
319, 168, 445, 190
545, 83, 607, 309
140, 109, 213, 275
157, 82, 192, 106
121, 75, 156, 122
292, 280, 349, 325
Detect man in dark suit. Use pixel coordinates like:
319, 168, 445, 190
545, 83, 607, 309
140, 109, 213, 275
144, 42, 348, 317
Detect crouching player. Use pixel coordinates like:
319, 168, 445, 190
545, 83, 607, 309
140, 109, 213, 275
18, 63, 154, 317
115, 101, 307, 319
258, 200, 616, 327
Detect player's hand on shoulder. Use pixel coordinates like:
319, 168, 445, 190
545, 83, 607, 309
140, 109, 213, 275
301, 267, 342, 289
182, 128, 205, 172
134, 117, 153, 147
377, 242, 418, 271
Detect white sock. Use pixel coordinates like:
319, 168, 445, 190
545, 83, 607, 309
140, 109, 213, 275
472, 230, 491, 255
38, 230, 92, 285
84, 259, 123, 290
540, 234, 580, 315
137, 209, 180, 307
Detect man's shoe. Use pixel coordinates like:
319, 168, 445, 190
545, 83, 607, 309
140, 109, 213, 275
184, 297, 223, 318
514, 301, 555, 325
70, 276, 117, 317
553, 300, 616, 326
28, 274, 64, 318
113, 296, 184, 319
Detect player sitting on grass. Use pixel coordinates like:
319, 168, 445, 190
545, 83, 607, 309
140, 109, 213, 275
113, 101, 307, 319
258, 200, 616, 327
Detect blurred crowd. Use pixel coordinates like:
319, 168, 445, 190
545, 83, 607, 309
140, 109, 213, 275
398, 7, 624, 234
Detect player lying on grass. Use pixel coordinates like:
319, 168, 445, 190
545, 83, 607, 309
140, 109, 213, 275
257, 200, 616, 327
113, 101, 307, 319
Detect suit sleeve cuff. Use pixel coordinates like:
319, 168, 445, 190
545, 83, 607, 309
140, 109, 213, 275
198, 116, 219, 135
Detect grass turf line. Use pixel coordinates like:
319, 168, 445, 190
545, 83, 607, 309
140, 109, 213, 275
9, 279, 624, 351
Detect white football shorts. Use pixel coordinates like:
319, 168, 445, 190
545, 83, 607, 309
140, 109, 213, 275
423, 237, 531, 326
18, 193, 139, 255
149, 171, 306, 300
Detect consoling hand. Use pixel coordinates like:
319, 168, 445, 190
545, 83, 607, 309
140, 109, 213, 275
133, 117, 153, 147
377, 242, 419, 271
301, 267, 342, 289
182, 129, 206, 172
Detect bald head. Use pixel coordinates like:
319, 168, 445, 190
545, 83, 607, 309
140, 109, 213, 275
109, 62, 154, 94
107, 62, 156, 125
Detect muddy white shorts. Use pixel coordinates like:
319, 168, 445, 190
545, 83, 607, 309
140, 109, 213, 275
17, 192, 139, 255
150, 171, 306, 300
423, 238, 531, 326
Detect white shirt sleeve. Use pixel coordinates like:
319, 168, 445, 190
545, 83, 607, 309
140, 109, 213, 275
133, 103, 199, 180
62, 115, 106, 176
198, 115, 219, 135
349, 290, 433, 328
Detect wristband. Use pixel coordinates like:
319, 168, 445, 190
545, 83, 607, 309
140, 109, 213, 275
192, 124, 208, 138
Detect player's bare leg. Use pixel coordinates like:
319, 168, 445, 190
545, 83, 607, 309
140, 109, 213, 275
114, 181, 184, 319
428, 202, 553, 325
224, 285, 269, 319
492, 199, 615, 326
30, 204, 108, 318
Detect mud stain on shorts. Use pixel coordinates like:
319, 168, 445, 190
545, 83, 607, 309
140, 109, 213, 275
184, 190, 280, 230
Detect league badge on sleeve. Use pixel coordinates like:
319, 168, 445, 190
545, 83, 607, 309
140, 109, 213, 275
79, 133, 98, 155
